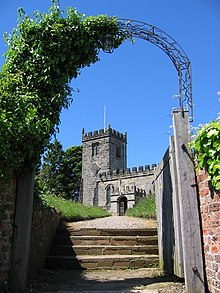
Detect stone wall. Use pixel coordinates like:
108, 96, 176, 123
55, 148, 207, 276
28, 199, 60, 277
197, 169, 220, 293
0, 177, 16, 287
0, 175, 60, 288
99, 164, 155, 193
98, 166, 155, 214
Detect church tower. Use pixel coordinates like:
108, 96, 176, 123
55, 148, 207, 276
81, 125, 127, 206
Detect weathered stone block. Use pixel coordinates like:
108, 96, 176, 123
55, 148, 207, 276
113, 260, 130, 268
129, 259, 146, 268
97, 259, 113, 268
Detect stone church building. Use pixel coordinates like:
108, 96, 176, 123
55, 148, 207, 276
80, 125, 156, 215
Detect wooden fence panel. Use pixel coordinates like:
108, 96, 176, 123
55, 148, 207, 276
10, 168, 35, 292
155, 148, 174, 274
169, 136, 184, 278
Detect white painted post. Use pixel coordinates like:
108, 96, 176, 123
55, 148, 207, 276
10, 167, 35, 292
172, 109, 205, 292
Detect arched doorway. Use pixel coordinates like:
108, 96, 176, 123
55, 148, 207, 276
118, 196, 128, 216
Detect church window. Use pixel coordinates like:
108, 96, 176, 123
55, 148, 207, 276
93, 188, 98, 206
92, 143, 99, 156
106, 185, 114, 206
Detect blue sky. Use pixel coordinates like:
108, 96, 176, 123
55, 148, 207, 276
0, 0, 219, 168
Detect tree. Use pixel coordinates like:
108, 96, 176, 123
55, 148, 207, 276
37, 140, 82, 199
62, 145, 82, 199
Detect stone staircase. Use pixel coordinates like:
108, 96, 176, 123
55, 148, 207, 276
46, 225, 159, 270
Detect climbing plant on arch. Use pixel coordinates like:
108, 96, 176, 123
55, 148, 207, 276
0, 3, 125, 178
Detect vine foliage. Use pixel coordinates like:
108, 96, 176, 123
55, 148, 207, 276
0, 3, 126, 178
191, 119, 220, 192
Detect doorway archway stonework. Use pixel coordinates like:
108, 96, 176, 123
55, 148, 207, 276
118, 196, 128, 216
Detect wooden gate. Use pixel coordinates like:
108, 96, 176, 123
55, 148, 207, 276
154, 110, 205, 293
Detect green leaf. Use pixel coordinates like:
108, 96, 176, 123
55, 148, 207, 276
207, 128, 218, 138
191, 119, 220, 191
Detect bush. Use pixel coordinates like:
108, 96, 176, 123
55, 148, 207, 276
191, 119, 220, 191
125, 195, 156, 219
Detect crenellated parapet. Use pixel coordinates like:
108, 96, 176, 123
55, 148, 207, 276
82, 126, 127, 142
135, 187, 147, 197
99, 164, 157, 181
118, 184, 146, 196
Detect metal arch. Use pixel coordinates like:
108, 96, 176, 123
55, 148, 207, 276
117, 19, 193, 121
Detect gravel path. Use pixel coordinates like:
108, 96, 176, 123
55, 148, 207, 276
64, 216, 157, 230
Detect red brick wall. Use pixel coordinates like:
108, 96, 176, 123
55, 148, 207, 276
0, 178, 16, 287
198, 169, 220, 293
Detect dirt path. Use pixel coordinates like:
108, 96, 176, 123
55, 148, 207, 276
28, 268, 185, 292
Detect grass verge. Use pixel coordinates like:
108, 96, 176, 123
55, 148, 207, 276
125, 195, 156, 219
40, 193, 111, 222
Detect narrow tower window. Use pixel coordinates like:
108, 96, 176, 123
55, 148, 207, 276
92, 143, 99, 156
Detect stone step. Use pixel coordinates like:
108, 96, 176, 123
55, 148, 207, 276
49, 244, 159, 256
56, 227, 158, 237
46, 254, 159, 270
53, 235, 158, 246
48, 223, 159, 271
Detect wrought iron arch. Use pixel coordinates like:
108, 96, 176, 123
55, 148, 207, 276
113, 19, 193, 121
